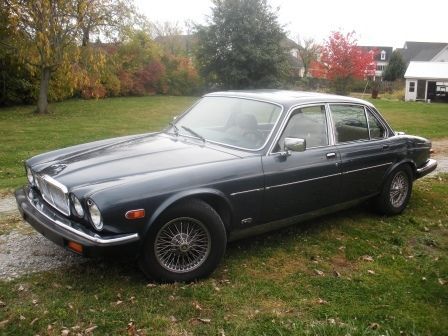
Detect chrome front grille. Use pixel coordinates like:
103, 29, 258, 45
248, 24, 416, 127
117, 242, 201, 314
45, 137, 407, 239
35, 174, 70, 216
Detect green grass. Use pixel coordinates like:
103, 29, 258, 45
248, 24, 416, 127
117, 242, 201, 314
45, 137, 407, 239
370, 99, 448, 140
1, 96, 447, 190
0, 96, 197, 190
0, 175, 447, 335
0, 97, 447, 334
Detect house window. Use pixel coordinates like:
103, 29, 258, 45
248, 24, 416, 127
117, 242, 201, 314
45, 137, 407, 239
409, 82, 415, 93
376, 65, 385, 71
380, 50, 386, 61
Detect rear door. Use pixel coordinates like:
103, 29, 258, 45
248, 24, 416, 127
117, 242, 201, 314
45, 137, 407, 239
330, 104, 394, 202
261, 104, 342, 222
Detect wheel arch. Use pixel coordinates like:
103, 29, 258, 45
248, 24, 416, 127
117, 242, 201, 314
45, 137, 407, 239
143, 188, 233, 237
383, 159, 416, 183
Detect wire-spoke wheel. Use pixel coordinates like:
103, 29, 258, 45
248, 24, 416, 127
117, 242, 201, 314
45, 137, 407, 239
389, 171, 409, 208
139, 199, 227, 282
154, 217, 211, 273
376, 165, 413, 215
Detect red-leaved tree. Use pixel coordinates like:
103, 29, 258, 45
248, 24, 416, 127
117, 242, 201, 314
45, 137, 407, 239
310, 31, 376, 94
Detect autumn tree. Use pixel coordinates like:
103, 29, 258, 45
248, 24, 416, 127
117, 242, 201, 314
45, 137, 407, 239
311, 31, 375, 95
195, 0, 289, 89
383, 50, 406, 81
6, 0, 141, 114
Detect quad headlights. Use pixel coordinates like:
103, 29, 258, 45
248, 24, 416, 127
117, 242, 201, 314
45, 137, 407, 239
71, 194, 85, 218
87, 199, 103, 231
71, 195, 103, 231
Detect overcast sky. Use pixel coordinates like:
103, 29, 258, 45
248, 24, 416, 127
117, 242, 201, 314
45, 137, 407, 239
135, 0, 447, 48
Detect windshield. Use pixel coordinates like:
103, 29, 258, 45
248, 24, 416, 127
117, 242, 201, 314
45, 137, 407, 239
170, 96, 282, 150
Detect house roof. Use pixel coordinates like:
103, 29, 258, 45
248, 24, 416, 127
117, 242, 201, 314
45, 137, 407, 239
404, 61, 448, 80
359, 46, 393, 62
399, 41, 448, 63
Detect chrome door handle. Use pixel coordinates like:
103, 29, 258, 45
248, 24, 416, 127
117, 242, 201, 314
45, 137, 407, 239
326, 152, 336, 159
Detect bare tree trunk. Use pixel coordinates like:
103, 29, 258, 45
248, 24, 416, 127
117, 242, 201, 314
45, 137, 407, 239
36, 67, 50, 114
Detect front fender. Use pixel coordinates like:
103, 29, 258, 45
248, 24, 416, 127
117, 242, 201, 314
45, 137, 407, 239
142, 188, 234, 237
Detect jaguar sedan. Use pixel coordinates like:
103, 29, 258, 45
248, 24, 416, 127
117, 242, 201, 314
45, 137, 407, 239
15, 90, 437, 282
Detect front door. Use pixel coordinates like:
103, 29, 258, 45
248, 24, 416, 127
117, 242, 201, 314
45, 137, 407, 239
262, 105, 342, 222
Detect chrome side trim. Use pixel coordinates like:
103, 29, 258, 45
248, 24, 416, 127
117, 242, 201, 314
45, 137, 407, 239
265, 172, 341, 190
343, 162, 393, 175
25, 190, 139, 246
230, 188, 264, 196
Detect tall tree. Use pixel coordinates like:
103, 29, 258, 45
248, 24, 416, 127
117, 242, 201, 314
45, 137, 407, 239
195, 0, 289, 89
6, 0, 140, 114
6, 0, 83, 113
295, 36, 320, 78
383, 50, 406, 81
311, 31, 375, 95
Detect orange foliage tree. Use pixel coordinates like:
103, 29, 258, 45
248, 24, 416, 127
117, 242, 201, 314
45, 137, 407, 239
310, 31, 376, 94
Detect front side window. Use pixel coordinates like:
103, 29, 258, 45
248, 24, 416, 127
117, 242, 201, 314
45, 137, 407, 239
331, 105, 369, 143
274, 105, 328, 151
171, 97, 282, 150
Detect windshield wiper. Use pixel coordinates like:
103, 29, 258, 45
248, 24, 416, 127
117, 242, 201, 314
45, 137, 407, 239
181, 126, 205, 142
168, 122, 179, 136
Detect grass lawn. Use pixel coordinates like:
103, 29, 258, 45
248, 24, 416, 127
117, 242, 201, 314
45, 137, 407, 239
0, 175, 447, 335
0, 96, 447, 190
0, 96, 447, 335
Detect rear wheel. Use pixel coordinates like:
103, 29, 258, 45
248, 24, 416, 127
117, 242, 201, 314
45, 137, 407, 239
139, 199, 227, 282
376, 166, 413, 215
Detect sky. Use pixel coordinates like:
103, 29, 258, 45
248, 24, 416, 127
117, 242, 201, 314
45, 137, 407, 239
135, 0, 448, 48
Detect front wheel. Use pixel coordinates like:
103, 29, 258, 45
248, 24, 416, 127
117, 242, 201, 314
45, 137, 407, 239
139, 199, 227, 282
376, 166, 413, 215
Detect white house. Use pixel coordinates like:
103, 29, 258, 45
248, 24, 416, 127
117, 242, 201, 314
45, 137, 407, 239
404, 61, 448, 102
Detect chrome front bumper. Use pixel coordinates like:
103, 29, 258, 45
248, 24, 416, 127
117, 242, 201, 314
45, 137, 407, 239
15, 187, 140, 254
416, 159, 438, 178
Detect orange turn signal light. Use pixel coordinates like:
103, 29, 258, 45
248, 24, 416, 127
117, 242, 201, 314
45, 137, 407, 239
67, 241, 83, 254
125, 209, 146, 220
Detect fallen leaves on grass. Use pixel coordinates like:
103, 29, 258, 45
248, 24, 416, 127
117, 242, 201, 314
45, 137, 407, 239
192, 301, 203, 311
189, 317, 211, 325
85, 325, 98, 334
333, 270, 341, 278
367, 270, 376, 275
0, 301, 5, 308
0, 319, 10, 328
360, 255, 374, 262
369, 322, 380, 330
314, 269, 324, 276
438, 278, 447, 285
30, 318, 38, 326
317, 298, 328, 305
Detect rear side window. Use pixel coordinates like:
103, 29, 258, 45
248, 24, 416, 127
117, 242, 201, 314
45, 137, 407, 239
367, 110, 386, 139
330, 105, 369, 143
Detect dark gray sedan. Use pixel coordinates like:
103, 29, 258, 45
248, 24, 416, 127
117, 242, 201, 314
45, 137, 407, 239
15, 90, 437, 282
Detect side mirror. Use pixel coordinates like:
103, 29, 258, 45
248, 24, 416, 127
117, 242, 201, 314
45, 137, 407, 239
284, 137, 306, 153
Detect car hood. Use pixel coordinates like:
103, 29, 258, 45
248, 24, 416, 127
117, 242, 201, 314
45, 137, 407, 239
32, 133, 241, 190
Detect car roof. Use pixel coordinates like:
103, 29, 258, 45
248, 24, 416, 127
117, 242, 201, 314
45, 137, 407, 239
205, 90, 374, 108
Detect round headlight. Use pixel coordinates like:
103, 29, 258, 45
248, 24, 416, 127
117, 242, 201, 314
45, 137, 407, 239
87, 199, 103, 231
71, 194, 84, 217
26, 167, 34, 185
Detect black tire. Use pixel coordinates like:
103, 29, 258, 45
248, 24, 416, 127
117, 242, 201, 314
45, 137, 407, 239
139, 199, 227, 282
376, 165, 413, 215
